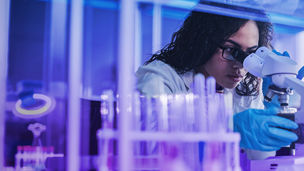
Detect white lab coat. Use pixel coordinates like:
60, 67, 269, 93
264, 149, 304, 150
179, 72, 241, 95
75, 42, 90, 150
136, 60, 276, 160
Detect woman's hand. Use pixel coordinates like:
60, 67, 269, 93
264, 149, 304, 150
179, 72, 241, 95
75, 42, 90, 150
234, 107, 298, 151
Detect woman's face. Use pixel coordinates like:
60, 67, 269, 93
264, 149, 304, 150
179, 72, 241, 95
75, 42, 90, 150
200, 20, 259, 89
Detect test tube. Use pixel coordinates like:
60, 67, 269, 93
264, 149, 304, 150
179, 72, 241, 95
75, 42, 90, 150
184, 94, 199, 170
100, 90, 114, 129
185, 93, 195, 132
224, 92, 233, 132
133, 92, 141, 131
98, 90, 115, 171
206, 76, 218, 132
193, 74, 207, 133
193, 74, 206, 97
169, 94, 184, 132
133, 92, 142, 158
215, 94, 229, 132
156, 95, 169, 132
206, 76, 216, 96
220, 92, 236, 171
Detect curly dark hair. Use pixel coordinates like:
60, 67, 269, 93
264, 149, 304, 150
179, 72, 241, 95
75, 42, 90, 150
145, 10, 273, 96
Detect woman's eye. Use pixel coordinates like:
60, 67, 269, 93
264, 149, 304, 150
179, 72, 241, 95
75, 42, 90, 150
224, 47, 235, 53
248, 50, 256, 54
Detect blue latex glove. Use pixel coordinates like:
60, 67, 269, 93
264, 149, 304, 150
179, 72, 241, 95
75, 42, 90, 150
297, 66, 304, 80
272, 49, 290, 57
234, 107, 298, 151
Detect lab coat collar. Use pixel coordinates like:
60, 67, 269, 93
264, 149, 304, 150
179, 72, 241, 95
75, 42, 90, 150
180, 71, 194, 91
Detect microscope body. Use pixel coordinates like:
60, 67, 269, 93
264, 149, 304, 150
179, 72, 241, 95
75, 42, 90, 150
244, 47, 304, 155
243, 47, 304, 170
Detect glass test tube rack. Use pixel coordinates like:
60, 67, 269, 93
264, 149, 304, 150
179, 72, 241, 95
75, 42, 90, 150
96, 76, 241, 171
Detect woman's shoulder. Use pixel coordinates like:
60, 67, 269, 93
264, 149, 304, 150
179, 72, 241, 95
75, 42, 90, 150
135, 60, 188, 95
136, 60, 175, 75
136, 60, 182, 82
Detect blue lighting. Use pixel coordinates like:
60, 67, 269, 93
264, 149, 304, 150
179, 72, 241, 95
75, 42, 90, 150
269, 13, 304, 28
37, 0, 304, 31
162, 9, 189, 20
85, 0, 119, 10
273, 24, 304, 34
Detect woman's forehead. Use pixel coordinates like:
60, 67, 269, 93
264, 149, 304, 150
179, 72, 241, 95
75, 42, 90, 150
227, 21, 259, 49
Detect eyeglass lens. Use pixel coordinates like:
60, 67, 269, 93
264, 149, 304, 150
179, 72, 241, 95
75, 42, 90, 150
221, 47, 251, 63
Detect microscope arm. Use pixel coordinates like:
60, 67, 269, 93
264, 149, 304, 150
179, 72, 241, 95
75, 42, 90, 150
243, 47, 299, 88
244, 46, 304, 156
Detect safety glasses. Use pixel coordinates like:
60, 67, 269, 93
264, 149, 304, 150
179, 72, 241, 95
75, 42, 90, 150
218, 46, 256, 63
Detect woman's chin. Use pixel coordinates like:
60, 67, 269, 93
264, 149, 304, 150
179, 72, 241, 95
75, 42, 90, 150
221, 82, 239, 89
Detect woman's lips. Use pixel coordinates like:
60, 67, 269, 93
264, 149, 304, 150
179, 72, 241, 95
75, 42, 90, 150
228, 75, 243, 82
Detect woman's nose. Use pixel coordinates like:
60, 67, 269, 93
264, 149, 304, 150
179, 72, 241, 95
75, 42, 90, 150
233, 60, 243, 69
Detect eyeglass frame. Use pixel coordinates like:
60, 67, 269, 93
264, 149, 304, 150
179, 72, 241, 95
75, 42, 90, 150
218, 45, 258, 64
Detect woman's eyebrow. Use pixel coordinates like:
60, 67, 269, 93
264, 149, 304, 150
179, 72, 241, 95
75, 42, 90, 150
226, 39, 258, 50
225, 40, 241, 48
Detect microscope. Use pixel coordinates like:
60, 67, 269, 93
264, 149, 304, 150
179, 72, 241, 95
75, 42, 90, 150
243, 47, 304, 170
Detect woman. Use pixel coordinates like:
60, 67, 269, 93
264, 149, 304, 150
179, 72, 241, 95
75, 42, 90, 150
136, 11, 298, 160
